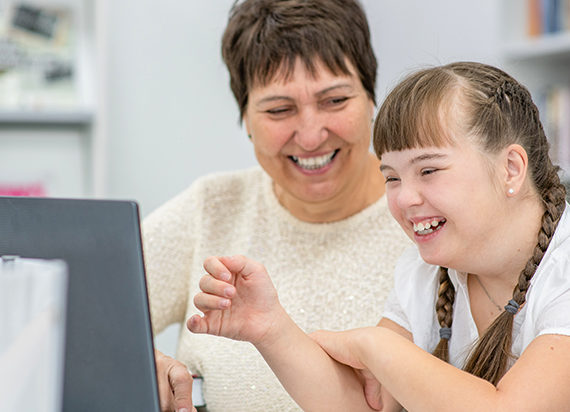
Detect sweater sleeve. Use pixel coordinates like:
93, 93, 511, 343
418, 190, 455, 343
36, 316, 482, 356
142, 184, 201, 335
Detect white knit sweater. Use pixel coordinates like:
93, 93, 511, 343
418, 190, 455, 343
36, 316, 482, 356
143, 166, 412, 412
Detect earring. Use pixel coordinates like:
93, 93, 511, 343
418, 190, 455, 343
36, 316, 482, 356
508, 188, 514, 195
247, 134, 252, 139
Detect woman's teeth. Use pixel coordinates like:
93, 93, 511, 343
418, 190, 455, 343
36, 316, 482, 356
413, 218, 446, 235
290, 150, 337, 170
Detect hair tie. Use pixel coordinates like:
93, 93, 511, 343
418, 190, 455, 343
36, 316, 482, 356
439, 327, 452, 340
504, 299, 520, 315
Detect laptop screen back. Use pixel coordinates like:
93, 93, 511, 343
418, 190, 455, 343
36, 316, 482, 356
0, 196, 160, 411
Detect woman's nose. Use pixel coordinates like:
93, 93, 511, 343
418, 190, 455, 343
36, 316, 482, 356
293, 110, 328, 151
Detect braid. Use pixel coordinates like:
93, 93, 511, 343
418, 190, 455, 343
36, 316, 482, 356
513, 182, 564, 304
432, 267, 455, 362
436, 64, 567, 384
463, 181, 566, 384
493, 81, 520, 108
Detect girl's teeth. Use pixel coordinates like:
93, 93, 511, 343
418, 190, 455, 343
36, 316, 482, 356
413, 218, 445, 234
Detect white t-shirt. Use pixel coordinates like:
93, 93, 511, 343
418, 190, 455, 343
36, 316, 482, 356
383, 203, 570, 369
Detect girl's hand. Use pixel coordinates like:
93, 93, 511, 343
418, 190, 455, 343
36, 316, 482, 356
357, 368, 384, 411
311, 328, 391, 411
310, 328, 369, 369
187, 255, 285, 346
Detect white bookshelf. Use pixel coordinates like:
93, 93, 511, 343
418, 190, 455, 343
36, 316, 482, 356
0, 109, 93, 124
503, 31, 570, 60
501, 0, 570, 187
0, 0, 105, 198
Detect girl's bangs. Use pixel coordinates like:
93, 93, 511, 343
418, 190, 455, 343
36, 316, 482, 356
373, 69, 458, 157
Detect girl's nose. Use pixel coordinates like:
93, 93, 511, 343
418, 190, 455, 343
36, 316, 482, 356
396, 182, 423, 209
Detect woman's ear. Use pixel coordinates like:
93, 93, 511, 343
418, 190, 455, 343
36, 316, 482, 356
503, 144, 528, 196
368, 99, 375, 123
243, 114, 252, 140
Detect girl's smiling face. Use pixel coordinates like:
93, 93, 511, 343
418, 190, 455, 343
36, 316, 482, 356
380, 136, 508, 272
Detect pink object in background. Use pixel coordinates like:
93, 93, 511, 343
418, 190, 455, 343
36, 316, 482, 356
0, 182, 47, 197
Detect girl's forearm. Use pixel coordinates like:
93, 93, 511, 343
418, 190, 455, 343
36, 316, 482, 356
254, 309, 375, 412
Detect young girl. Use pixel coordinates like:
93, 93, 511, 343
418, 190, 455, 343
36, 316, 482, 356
188, 62, 570, 411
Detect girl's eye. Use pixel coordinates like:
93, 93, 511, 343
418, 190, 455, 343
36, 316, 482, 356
384, 176, 400, 183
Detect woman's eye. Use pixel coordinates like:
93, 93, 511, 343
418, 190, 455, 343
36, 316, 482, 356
322, 96, 349, 107
385, 176, 400, 183
331, 97, 348, 104
421, 168, 438, 176
266, 107, 292, 115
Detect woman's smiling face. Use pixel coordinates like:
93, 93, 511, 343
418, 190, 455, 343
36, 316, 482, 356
243, 58, 375, 211
380, 136, 507, 271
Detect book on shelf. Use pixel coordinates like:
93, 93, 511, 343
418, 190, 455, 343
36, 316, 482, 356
527, 0, 570, 36
536, 85, 570, 179
0, 181, 47, 196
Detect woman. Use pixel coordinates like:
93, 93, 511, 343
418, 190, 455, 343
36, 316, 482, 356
190, 61, 570, 411
143, 0, 411, 411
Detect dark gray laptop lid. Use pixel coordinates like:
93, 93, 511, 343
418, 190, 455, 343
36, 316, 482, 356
0, 196, 160, 412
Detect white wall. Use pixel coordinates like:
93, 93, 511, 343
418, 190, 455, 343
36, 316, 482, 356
0, 126, 88, 197
101, 0, 504, 355
103, 1, 255, 218
365, 0, 502, 101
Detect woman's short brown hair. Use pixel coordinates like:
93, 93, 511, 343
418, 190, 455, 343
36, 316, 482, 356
222, 0, 377, 118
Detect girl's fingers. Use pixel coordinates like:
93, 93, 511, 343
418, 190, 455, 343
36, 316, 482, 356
193, 291, 231, 312
199, 274, 235, 297
203, 255, 268, 285
203, 256, 232, 281
187, 314, 207, 334
361, 371, 383, 410
219, 255, 265, 279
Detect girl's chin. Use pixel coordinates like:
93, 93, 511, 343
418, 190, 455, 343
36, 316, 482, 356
417, 249, 447, 267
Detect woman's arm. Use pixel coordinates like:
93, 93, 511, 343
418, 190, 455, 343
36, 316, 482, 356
143, 196, 197, 410
188, 255, 380, 412
316, 324, 570, 411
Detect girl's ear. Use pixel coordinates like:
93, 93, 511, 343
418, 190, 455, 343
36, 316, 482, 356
503, 144, 528, 196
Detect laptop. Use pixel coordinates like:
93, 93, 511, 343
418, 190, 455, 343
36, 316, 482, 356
0, 196, 160, 411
